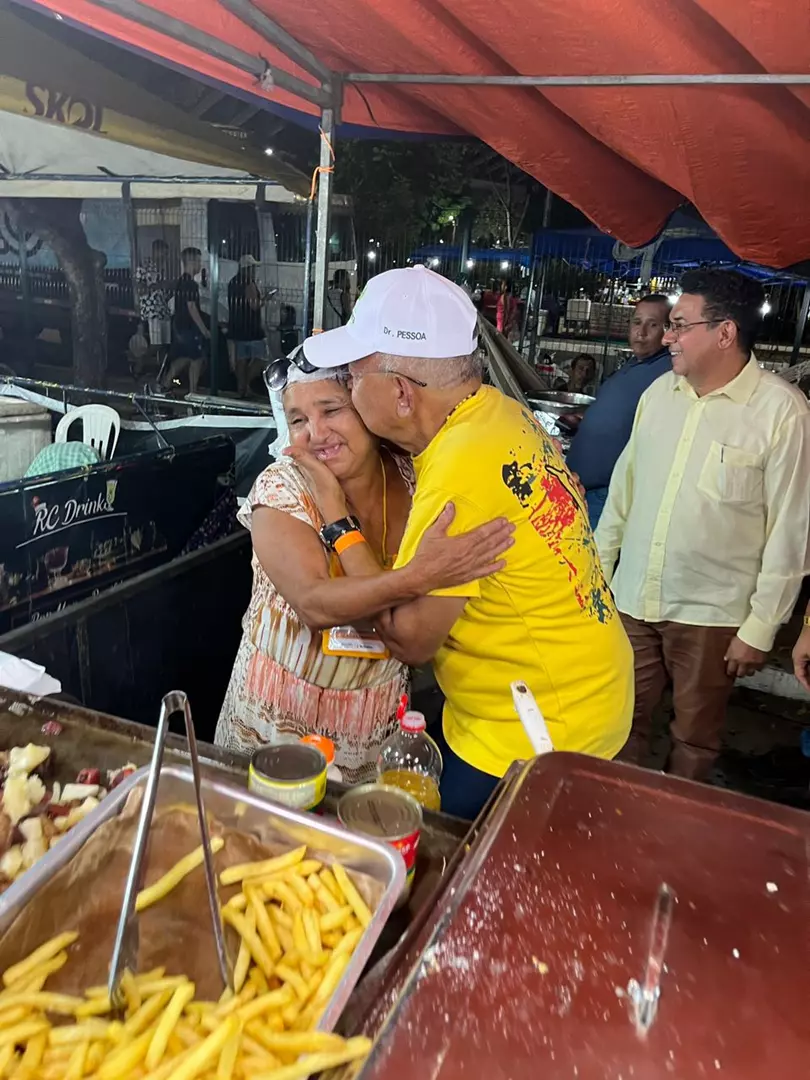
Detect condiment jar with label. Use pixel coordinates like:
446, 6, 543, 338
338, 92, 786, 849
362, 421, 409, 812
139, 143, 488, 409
248, 744, 327, 812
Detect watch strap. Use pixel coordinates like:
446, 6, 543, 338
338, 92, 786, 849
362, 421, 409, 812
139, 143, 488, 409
320, 515, 362, 551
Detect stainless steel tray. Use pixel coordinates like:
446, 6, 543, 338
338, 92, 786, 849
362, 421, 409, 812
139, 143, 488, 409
0, 765, 405, 1032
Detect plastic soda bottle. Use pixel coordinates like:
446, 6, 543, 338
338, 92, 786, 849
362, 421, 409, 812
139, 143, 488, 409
377, 708, 443, 812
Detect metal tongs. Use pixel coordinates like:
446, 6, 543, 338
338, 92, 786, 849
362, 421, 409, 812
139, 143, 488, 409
107, 690, 231, 1006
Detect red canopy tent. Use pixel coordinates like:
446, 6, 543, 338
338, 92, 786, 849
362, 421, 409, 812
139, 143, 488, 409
13, 0, 810, 325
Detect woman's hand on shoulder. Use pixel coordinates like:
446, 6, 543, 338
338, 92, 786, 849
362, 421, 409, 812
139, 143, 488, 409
407, 503, 514, 593
283, 446, 347, 522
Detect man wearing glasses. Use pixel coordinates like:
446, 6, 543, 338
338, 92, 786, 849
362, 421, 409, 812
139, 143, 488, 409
596, 269, 810, 779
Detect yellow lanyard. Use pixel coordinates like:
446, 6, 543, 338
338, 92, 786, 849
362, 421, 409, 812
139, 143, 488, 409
343, 454, 390, 570
379, 454, 391, 568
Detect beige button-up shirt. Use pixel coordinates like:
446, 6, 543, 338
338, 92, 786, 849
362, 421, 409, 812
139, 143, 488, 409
595, 360, 810, 651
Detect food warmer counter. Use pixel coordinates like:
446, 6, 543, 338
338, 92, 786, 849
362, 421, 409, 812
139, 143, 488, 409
2, 689, 807, 1078
349, 753, 809, 1079
0, 687, 469, 962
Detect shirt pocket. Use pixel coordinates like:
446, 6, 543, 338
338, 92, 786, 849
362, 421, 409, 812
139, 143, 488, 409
697, 441, 763, 504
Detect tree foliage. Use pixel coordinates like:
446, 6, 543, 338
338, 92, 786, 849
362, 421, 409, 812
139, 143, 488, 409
336, 140, 544, 248
336, 141, 470, 241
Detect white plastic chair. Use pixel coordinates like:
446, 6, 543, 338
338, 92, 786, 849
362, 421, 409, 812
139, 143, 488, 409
55, 404, 121, 461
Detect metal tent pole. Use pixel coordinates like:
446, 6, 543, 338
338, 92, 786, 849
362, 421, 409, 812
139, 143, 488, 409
0, 175, 265, 186
527, 190, 554, 366
74, 0, 332, 107
345, 72, 810, 87
518, 244, 537, 354
790, 285, 810, 366
207, 199, 222, 395
122, 181, 140, 316
459, 229, 470, 280
17, 215, 33, 375
312, 106, 336, 333
301, 197, 315, 339
458, 210, 473, 281
217, 0, 333, 86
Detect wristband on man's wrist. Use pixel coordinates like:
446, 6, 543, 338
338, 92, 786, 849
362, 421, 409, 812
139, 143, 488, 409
803, 614, 810, 627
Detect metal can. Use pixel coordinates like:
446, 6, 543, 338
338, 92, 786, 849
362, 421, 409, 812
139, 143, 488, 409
248, 744, 327, 812
338, 783, 422, 905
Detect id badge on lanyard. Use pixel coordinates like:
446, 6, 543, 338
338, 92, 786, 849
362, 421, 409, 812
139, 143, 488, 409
321, 548, 391, 658
321, 625, 390, 660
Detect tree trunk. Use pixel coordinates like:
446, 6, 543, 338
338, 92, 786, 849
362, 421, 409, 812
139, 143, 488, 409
0, 198, 107, 386
512, 193, 531, 247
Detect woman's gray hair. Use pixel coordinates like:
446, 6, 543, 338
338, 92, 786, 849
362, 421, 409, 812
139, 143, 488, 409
376, 349, 484, 389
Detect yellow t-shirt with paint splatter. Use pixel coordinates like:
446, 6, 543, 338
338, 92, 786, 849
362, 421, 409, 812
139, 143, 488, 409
394, 386, 633, 778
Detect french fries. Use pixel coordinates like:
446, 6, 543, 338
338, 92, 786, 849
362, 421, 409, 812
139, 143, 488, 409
0, 848, 374, 1078
233, 906, 257, 993
332, 864, 372, 929
136, 839, 226, 913
1, 930, 78, 988
246, 886, 283, 964
219, 847, 306, 888
222, 909, 275, 981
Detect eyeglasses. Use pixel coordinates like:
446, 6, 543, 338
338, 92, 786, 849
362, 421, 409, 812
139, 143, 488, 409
663, 319, 722, 339
263, 346, 318, 393
356, 368, 427, 388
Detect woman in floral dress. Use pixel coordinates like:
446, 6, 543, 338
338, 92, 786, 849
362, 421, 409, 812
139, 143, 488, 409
215, 361, 506, 782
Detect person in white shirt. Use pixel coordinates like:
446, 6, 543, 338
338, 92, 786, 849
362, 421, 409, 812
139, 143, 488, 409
596, 269, 810, 779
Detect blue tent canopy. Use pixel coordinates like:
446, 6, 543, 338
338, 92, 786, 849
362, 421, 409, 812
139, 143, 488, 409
530, 228, 806, 285
412, 226, 807, 286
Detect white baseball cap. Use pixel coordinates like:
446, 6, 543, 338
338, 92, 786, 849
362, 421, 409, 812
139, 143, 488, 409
303, 265, 478, 369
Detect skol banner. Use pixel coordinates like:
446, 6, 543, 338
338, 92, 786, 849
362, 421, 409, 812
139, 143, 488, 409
0, 5, 306, 192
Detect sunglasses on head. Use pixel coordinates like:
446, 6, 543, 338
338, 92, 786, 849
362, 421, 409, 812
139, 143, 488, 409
263, 346, 318, 393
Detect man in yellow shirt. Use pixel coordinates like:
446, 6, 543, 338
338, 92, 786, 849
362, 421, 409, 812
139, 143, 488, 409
303, 266, 633, 818
596, 269, 810, 779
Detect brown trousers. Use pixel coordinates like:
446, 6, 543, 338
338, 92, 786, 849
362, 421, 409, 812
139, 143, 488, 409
618, 614, 738, 780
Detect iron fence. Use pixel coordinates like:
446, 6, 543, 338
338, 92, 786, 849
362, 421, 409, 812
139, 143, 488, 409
399, 229, 809, 389
1, 196, 807, 395
0, 196, 357, 394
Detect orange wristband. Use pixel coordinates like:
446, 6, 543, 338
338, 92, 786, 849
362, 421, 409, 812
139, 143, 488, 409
334, 530, 366, 556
